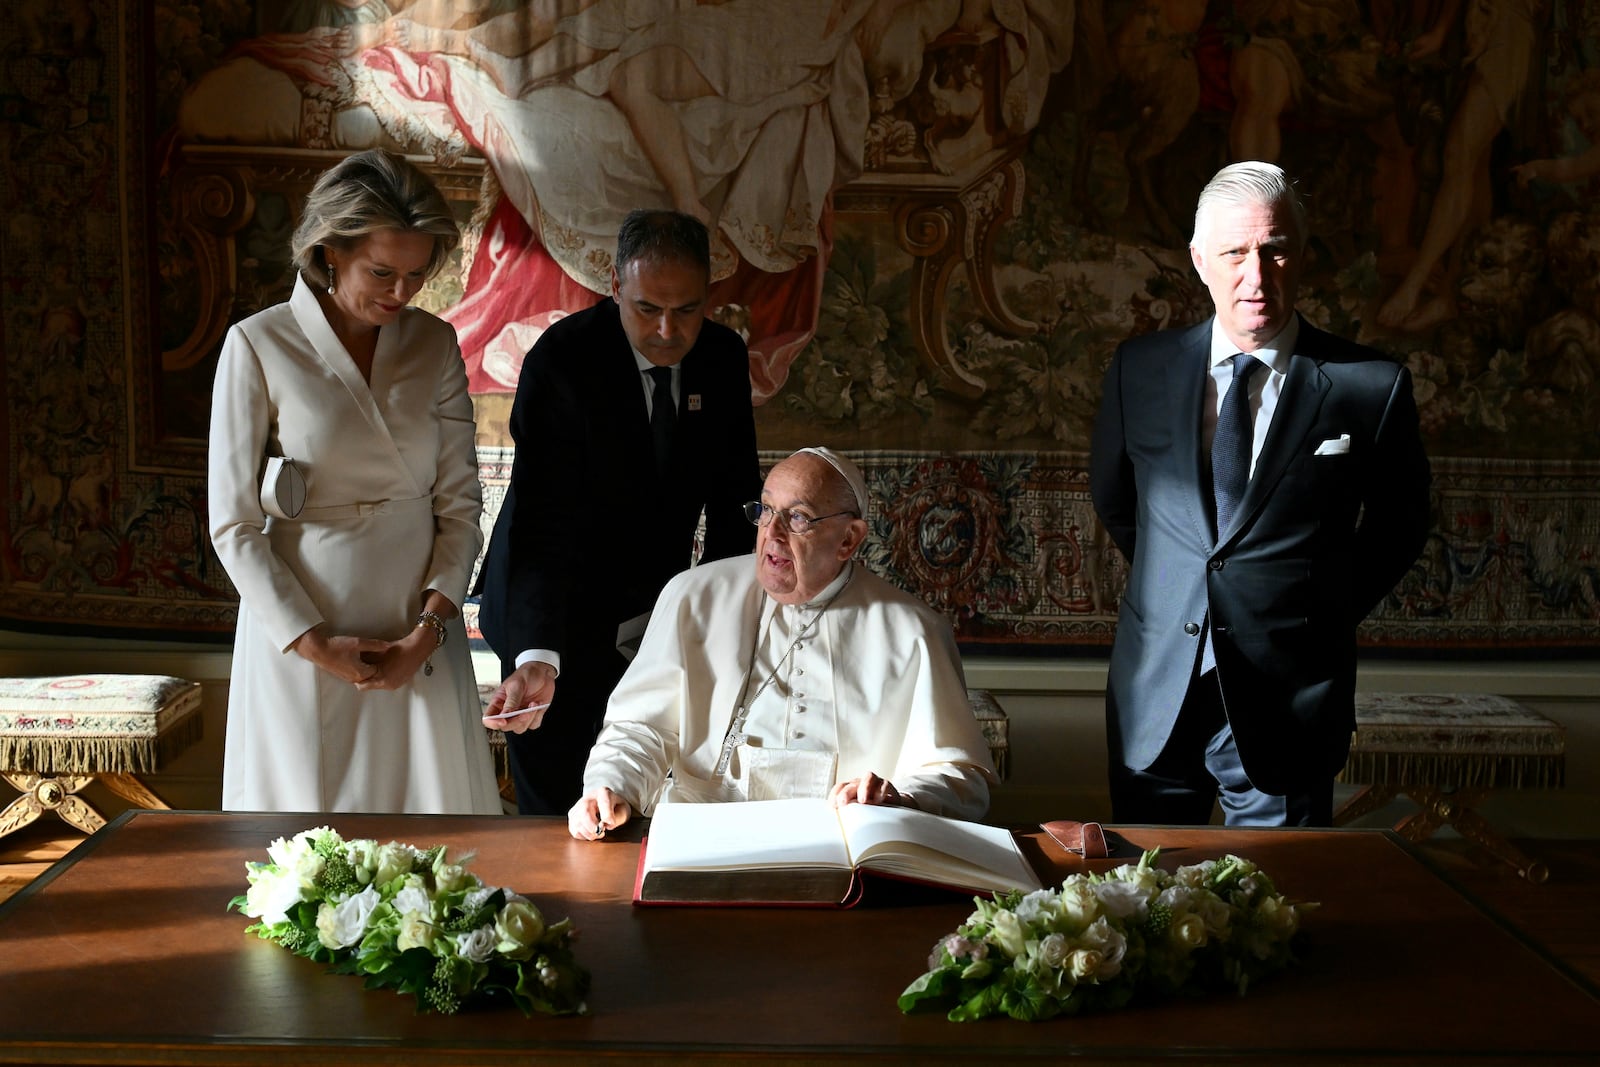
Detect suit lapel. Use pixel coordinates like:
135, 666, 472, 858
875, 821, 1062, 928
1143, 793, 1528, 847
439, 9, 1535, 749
1165, 320, 1215, 548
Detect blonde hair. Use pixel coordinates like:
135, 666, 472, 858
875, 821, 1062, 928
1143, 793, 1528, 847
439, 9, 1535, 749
291, 150, 460, 290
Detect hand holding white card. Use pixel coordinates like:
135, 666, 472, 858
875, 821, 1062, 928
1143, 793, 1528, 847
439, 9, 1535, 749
483, 701, 551, 722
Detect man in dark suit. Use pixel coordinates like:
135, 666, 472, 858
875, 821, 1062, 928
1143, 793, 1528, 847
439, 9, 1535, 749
477, 209, 760, 815
1089, 161, 1431, 827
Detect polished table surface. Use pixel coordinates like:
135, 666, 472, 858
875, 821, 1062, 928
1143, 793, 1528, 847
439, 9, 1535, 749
1, 811, 1595, 1065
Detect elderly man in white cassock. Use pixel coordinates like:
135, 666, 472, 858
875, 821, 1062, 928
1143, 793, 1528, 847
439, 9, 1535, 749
563, 446, 997, 839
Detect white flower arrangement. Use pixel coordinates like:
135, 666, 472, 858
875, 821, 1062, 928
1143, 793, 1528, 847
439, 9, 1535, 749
230, 826, 589, 1015
899, 850, 1314, 1021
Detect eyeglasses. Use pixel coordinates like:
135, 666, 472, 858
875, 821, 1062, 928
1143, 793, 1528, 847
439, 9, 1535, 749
743, 501, 857, 535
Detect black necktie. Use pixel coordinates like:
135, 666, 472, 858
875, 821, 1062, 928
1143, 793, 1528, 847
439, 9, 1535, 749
648, 366, 675, 473
1211, 354, 1262, 538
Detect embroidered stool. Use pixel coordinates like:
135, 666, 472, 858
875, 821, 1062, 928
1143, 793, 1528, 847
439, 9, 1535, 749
967, 689, 1010, 781
480, 685, 518, 806
0, 675, 203, 839
1335, 692, 1565, 882
480, 687, 1012, 803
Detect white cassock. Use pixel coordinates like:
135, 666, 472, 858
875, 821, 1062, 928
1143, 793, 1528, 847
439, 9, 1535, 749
208, 275, 501, 814
583, 556, 996, 821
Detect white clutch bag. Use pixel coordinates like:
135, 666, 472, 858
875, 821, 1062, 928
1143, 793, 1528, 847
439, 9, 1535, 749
260, 456, 307, 519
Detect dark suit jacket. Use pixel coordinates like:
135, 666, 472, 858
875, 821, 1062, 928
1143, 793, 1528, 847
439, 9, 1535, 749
476, 297, 760, 697
1089, 316, 1432, 794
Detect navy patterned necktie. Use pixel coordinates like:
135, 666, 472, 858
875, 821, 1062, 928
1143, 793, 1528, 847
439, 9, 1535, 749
1211, 354, 1263, 538
648, 365, 675, 473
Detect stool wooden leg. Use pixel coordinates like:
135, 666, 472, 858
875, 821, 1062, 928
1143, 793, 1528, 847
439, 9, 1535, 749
98, 774, 171, 810
1445, 799, 1551, 884
0, 784, 45, 840
1395, 785, 1550, 883
0, 771, 106, 836
53, 795, 107, 835
1333, 784, 1398, 825
1391, 786, 1451, 843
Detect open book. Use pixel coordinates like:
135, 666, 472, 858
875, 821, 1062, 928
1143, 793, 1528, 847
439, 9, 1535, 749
634, 797, 1043, 906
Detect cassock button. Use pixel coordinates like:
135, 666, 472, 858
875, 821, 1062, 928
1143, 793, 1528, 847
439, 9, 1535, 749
1183, 622, 1200, 636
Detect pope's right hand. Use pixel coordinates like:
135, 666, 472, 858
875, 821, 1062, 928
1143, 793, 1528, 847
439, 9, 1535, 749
567, 788, 632, 840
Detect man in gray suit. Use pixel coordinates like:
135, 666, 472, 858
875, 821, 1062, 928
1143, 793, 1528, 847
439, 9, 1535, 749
1089, 161, 1431, 826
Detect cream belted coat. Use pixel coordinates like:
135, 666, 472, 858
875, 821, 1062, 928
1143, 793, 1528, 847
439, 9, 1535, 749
209, 275, 499, 814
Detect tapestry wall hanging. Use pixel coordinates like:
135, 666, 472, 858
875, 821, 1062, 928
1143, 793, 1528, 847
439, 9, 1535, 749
1, 1, 1597, 654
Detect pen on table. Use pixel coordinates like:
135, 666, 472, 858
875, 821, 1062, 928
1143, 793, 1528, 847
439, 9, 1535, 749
595, 822, 606, 838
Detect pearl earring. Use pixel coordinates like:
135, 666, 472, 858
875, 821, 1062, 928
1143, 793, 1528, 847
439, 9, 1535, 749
326, 265, 336, 296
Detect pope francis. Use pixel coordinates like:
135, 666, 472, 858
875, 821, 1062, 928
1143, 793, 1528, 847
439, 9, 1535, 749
552, 447, 997, 838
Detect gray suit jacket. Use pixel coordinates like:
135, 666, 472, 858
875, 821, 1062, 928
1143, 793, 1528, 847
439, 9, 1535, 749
1089, 316, 1431, 793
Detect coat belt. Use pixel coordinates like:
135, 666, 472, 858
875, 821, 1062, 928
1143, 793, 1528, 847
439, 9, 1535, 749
291, 495, 430, 521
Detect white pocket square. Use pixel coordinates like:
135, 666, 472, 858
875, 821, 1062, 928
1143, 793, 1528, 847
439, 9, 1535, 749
1313, 434, 1351, 456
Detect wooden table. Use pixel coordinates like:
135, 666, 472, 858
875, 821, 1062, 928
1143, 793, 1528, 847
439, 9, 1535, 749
1, 813, 1595, 1065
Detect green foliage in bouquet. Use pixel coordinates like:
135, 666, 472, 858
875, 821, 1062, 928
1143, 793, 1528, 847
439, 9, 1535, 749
229, 826, 589, 1016
899, 850, 1314, 1022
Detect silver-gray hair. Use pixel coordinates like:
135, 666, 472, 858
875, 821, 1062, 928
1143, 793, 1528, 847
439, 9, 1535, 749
1192, 161, 1308, 248
291, 149, 461, 290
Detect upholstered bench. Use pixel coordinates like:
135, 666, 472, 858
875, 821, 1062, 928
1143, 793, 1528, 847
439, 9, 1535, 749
480, 687, 1012, 804
0, 675, 203, 839
1335, 692, 1566, 882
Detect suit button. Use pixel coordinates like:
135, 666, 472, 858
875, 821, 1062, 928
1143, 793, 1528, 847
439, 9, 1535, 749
1183, 622, 1200, 636
1208, 559, 1225, 571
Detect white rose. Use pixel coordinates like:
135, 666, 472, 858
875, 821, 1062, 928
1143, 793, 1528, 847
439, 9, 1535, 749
243, 867, 304, 926
1079, 917, 1127, 979
1058, 882, 1100, 928
1171, 913, 1208, 949
315, 885, 381, 949
289, 848, 326, 892
1068, 948, 1103, 981
373, 843, 415, 887
434, 861, 475, 895
495, 900, 545, 958
1093, 879, 1150, 921
396, 910, 436, 952
1037, 932, 1071, 969
987, 909, 1026, 958
1014, 889, 1062, 929
456, 925, 498, 964
393, 884, 432, 919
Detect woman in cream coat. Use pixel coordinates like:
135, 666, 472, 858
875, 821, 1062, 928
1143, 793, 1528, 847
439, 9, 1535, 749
208, 150, 500, 814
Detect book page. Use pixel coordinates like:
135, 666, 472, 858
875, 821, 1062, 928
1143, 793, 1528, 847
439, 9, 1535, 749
643, 798, 852, 873
837, 804, 1042, 893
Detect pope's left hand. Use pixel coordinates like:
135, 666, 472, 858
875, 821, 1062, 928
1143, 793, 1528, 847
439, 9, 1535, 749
830, 772, 912, 809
